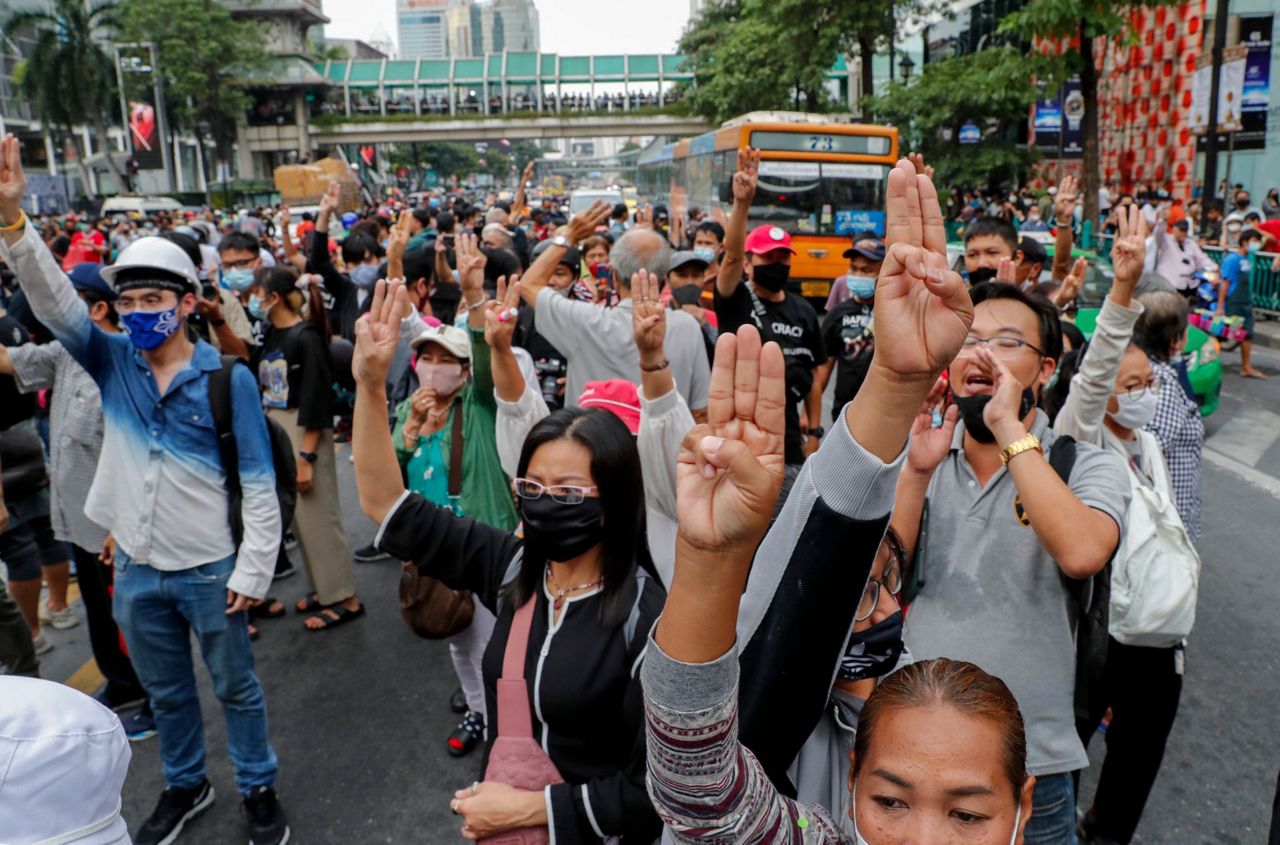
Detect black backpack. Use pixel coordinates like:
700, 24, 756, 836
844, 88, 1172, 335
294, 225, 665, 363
208, 355, 298, 545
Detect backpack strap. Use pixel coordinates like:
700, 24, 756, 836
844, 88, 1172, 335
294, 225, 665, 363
208, 355, 241, 487
1048, 435, 1078, 484
622, 568, 649, 653
496, 596, 538, 738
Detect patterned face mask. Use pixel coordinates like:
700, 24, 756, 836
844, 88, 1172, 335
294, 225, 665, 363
119, 306, 181, 351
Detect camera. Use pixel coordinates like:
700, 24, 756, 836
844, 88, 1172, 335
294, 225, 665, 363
534, 356, 566, 410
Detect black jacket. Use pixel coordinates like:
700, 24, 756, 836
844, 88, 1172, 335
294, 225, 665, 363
308, 230, 372, 343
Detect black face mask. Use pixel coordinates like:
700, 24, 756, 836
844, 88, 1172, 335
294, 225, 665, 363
837, 611, 905, 682
517, 494, 605, 563
950, 387, 1036, 444
670, 284, 702, 307
966, 266, 998, 285
752, 262, 790, 293
1237, 199, 1251, 208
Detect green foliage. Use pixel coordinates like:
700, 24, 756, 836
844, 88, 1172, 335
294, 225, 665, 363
116, 0, 270, 155
4, 0, 119, 132
510, 140, 544, 173
866, 47, 1041, 188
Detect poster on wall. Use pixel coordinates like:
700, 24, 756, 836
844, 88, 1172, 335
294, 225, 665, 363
1239, 15, 1273, 149
1031, 77, 1083, 158
1190, 54, 1213, 133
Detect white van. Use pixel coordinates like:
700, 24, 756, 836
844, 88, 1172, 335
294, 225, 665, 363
568, 189, 623, 216
99, 196, 184, 219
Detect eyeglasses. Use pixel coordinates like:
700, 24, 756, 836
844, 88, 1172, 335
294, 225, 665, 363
856, 543, 904, 622
115, 292, 176, 313
513, 478, 599, 505
961, 335, 1045, 356
1116, 378, 1161, 399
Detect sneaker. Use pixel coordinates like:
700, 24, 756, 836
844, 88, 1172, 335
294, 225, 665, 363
39, 603, 80, 630
242, 785, 291, 845
94, 690, 148, 713
447, 711, 485, 758
272, 561, 297, 581
353, 543, 389, 563
135, 780, 215, 845
31, 631, 53, 655
449, 687, 468, 714
123, 709, 158, 742
283, 531, 299, 552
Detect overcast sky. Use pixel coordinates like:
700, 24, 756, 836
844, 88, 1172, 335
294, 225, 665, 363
320, 0, 692, 57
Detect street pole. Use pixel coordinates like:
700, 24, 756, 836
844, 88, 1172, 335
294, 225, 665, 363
150, 43, 176, 196
1200, 0, 1230, 237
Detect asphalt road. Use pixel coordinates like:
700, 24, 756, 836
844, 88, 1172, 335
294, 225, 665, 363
28, 345, 1280, 843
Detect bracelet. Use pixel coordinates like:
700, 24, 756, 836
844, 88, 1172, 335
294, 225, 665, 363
640, 359, 670, 373
0, 210, 26, 233
999, 433, 1043, 466
209, 317, 226, 327
466, 297, 490, 311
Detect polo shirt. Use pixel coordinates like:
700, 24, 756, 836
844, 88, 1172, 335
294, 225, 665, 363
903, 410, 1130, 776
533, 286, 710, 412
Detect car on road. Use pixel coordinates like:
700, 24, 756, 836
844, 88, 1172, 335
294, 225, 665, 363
568, 188, 623, 216
100, 195, 183, 219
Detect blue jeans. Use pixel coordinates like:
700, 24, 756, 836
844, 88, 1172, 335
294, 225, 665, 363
113, 550, 278, 793
1024, 771, 1078, 845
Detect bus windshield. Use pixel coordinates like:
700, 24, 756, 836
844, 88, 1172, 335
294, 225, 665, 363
748, 161, 889, 237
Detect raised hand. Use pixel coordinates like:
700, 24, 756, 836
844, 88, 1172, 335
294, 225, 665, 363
996, 256, 1017, 284
1054, 174, 1078, 225
634, 203, 654, 230
675, 325, 785, 555
0, 134, 28, 225
906, 377, 959, 476
483, 274, 522, 351
973, 347, 1027, 446
1110, 203, 1147, 298
732, 147, 761, 204
1054, 256, 1089, 308
874, 158, 974, 385
630, 270, 666, 360
455, 231, 487, 292
388, 208, 412, 262
908, 151, 935, 181
319, 180, 341, 216
521, 160, 536, 185
568, 200, 612, 241
353, 279, 407, 387
278, 205, 291, 228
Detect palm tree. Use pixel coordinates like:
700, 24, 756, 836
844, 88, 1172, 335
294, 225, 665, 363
4, 0, 129, 197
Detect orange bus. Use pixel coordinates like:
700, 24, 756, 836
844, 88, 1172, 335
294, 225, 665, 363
636, 112, 898, 307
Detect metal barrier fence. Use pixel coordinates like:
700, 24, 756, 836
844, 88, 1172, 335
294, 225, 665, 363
1096, 233, 1280, 316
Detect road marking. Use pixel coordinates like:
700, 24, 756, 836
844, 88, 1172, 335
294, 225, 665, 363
1204, 404, 1280, 467
1204, 445, 1280, 500
65, 657, 105, 696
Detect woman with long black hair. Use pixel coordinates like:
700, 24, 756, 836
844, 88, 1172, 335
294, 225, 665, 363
352, 279, 664, 843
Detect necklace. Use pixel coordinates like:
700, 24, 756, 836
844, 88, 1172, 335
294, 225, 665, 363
545, 564, 603, 610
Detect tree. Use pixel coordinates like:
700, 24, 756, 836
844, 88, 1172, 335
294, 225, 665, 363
510, 140, 543, 174
4, 0, 129, 194
116, 0, 269, 186
999, 0, 1182, 221
866, 47, 1041, 189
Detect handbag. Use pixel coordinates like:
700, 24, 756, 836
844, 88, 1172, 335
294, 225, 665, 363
479, 595, 564, 845
399, 407, 475, 639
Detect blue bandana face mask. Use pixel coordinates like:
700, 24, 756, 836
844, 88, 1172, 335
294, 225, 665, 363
120, 306, 181, 351
350, 263, 380, 288
222, 267, 255, 292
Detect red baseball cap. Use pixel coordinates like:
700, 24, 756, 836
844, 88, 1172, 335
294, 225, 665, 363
578, 379, 641, 434
744, 225, 796, 256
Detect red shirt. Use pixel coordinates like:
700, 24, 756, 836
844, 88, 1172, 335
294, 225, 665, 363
62, 230, 105, 269
1255, 218, 1280, 247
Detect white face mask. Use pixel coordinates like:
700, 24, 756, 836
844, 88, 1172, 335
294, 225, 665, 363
1108, 388, 1159, 430
851, 778, 1023, 845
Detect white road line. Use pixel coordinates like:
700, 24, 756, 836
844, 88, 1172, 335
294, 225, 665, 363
1203, 404, 1280, 467
1204, 446, 1280, 500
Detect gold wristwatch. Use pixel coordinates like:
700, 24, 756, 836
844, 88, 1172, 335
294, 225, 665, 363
999, 433, 1043, 466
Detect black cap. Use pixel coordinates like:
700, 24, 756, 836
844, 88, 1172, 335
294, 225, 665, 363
1018, 236, 1048, 265
531, 239, 582, 276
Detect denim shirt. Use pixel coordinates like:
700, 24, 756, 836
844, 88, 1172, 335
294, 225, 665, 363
0, 222, 280, 599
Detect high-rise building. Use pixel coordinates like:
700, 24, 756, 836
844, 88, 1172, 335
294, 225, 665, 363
473, 0, 539, 55
397, 0, 453, 60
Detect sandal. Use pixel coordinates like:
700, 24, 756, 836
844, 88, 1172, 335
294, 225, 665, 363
304, 603, 366, 632
249, 623, 260, 641
249, 598, 286, 620
295, 594, 327, 614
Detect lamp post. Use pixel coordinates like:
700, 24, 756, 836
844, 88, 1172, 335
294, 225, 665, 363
196, 120, 213, 209
899, 54, 916, 82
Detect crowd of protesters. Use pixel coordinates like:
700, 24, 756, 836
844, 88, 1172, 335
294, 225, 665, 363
0, 127, 1256, 845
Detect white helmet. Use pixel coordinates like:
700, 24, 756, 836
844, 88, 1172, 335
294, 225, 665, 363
99, 236, 200, 294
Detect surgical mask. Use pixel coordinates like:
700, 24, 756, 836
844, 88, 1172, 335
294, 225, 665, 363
517, 494, 604, 563
844, 274, 877, 300
693, 247, 717, 263
670, 284, 703, 307
1247, 241, 1262, 254
350, 263, 380, 288
851, 780, 1022, 845
1109, 389, 1159, 430
246, 294, 267, 321
415, 360, 467, 395
222, 267, 255, 292
77, 223, 90, 233
966, 266, 998, 285
119, 306, 181, 351
836, 612, 904, 681
752, 262, 790, 293
950, 387, 1036, 444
